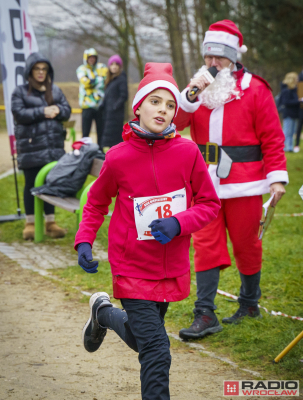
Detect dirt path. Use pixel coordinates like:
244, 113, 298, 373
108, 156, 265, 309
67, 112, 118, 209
0, 251, 266, 400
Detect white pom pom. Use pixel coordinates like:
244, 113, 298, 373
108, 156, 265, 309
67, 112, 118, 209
239, 44, 248, 53
74, 149, 80, 156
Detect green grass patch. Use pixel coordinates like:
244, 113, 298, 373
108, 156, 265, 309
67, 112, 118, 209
0, 112, 6, 130
0, 173, 115, 249
0, 151, 302, 382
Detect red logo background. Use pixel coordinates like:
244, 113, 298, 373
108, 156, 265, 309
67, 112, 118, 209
224, 381, 239, 396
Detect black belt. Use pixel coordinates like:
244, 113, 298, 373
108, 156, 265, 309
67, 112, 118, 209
198, 143, 263, 165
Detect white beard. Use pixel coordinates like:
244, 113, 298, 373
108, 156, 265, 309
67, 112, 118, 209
194, 66, 240, 109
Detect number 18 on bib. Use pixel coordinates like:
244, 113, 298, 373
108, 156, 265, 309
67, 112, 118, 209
133, 188, 187, 241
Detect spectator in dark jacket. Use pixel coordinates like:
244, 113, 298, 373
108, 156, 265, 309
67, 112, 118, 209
101, 55, 128, 150
11, 52, 71, 240
279, 72, 300, 152
294, 67, 303, 153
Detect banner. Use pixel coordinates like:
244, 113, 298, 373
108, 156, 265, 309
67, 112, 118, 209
0, 0, 38, 155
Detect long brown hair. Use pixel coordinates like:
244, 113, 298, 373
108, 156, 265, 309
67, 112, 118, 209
28, 72, 54, 105
105, 67, 122, 87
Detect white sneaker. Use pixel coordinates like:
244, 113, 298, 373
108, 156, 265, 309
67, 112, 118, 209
293, 146, 300, 153
82, 292, 113, 353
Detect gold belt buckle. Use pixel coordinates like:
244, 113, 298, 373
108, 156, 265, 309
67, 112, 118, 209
205, 142, 219, 165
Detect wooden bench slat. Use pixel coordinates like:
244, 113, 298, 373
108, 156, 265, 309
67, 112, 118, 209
36, 194, 80, 213
89, 158, 103, 177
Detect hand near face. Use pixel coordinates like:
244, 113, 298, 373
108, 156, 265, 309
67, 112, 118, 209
44, 105, 60, 119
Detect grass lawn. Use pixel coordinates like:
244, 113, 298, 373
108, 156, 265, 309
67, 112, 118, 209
0, 145, 302, 382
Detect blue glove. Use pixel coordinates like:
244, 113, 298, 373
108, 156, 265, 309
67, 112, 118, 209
77, 242, 99, 273
89, 78, 96, 86
148, 217, 181, 245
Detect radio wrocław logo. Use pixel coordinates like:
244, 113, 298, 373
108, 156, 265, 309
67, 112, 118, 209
223, 381, 299, 396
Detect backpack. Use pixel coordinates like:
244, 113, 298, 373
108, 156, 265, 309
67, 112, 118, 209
31, 143, 104, 198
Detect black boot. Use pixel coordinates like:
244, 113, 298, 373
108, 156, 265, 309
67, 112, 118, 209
179, 308, 223, 340
222, 304, 261, 324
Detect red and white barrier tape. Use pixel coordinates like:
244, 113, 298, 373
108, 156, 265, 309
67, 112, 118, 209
275, 213, 303, 217
191, 281, 303, 321
216, 289, 303, 321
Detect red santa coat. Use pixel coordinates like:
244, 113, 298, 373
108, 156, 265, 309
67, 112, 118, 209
175, 66, 288, 198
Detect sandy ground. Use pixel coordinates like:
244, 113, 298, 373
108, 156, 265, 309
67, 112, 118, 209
0, 251, 272, 400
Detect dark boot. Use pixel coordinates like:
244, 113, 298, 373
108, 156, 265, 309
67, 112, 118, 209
179, 308, 223, 340
222, 304, 261, 324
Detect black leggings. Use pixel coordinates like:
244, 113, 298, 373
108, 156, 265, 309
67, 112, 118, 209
23, 167, 54, 216
82, 107, 104, 150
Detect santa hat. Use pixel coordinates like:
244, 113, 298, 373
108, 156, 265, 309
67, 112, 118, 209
132, 63, 180, 118
203, 20, 247, 64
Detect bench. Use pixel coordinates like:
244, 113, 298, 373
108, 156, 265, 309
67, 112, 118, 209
33, 158, 104, 242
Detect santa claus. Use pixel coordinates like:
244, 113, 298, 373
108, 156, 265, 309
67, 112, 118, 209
175, 20, 288, 339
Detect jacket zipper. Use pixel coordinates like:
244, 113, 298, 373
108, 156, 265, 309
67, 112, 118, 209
149, 141, 167, 278
149, 141, 160, 194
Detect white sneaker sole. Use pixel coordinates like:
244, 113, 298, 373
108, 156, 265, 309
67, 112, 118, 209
81, 292, 110, 345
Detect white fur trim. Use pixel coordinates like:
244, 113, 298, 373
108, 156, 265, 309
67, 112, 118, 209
132, 80, 180, 111
179, 88, 202, 113
241, 72, 252, 90
239, 44, 248, 53
209, 106, 224, 145
208, 106, 224, 194
267, 170, 289, 186
203, 31, 239, 51
219, 179, 270, 199
218, 171, 289, 199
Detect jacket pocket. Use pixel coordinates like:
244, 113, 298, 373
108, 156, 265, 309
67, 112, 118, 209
121, 227, 164, 279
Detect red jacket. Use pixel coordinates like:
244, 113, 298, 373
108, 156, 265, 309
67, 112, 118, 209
175, 67, 288, 199
75, 134, 220, 281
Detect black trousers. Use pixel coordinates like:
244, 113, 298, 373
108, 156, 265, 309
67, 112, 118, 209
82, 107, 104, 149
98, 299, 171, 400
194, 268, 261, 312
23, 167, 54, 216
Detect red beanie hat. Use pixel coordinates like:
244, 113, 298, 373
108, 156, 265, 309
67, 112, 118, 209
132, 62, 180, 118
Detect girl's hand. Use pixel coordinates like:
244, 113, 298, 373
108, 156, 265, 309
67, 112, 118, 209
44, 105, 60, 119
77, 242, 99, 273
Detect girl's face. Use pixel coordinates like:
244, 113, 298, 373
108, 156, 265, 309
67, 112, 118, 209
109, 62, 120, 74
136, 89, 176, 133
32, 62, 48, 83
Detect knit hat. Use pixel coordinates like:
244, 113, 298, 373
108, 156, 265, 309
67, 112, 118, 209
108, 54, 123, 67
132, 62, 180, 118
203, 20, 247, 64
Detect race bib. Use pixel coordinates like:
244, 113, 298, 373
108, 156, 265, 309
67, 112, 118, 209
133, 188, 187, 241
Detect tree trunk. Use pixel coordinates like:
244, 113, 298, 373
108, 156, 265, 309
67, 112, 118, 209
165, 0, 188, 90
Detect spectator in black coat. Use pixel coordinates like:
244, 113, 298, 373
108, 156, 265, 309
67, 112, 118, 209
11, 52, 71, 240
101, 55, 128, 150
279, 72, 300, 152
294, 66, 303, 153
